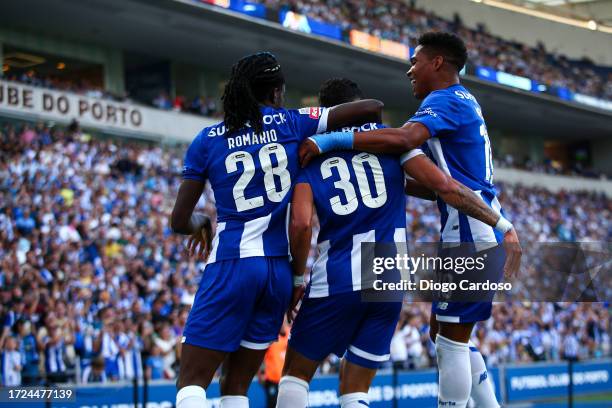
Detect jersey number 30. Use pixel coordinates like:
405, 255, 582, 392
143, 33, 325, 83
225, 143, 290, 212
321, 153, 387, 215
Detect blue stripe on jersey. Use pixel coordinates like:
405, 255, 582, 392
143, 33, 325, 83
183, 106, 329, 263
411, 85, 504, 245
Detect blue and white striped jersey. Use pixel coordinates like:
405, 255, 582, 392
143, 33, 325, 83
297, 123, 409, 298
183, 106, 329, 263
408, 84, 504, 246
44, 338, 66, 374
1, 350, 21, 386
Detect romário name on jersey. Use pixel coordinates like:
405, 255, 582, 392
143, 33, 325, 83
182, 106, 329, 262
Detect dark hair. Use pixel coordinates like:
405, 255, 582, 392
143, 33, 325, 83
417, 31, 467, 72
222, 52, 285, 134
318, 78, 364, 107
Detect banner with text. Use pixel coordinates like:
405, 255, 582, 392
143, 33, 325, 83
0, 80, 216, 143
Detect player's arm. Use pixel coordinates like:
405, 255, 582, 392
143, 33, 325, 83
403, 154, 499, 226
170, 180, 213, 258
300, 121, 430, 166
287, 182, 314, 323
405, 178, 437, 201
403, 154, 523, 277
326, 99, 384, 130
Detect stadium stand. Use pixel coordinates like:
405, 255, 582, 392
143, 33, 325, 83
0, 120, 609, 385
251, 0, 612, 100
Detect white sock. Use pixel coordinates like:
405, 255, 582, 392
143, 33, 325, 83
276, 376, 309, 408
340, 392, 370, 408
176, 385, 206, 408
468, 342, 500, 408
220, 395, 248, 407
436, 334, 472, 408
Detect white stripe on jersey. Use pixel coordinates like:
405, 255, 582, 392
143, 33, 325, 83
206, 222, 226, 264
467, 191, 498, 251
240, 213, 272, 258
316, 108, 330, 134
426, 138, 450, 175
351, 230, 376, 292
309, 240, 331, 298
285, 203, 291, 259
428, 138, 502, 246
394, 228, 409, 276
441, 205, 461, 245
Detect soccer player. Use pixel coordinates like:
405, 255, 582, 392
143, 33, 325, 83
171, 52, 386, 408
299, 33, 521, 408
276, 78, 519, 408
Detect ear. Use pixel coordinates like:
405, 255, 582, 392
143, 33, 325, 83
432, 55, 444, 71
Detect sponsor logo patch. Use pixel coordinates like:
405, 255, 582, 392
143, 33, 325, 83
308, 107, 321, 119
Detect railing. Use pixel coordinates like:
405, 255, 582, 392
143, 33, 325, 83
12, 358, 609, 408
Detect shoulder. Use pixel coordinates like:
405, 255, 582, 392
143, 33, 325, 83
199, 120, 227, 139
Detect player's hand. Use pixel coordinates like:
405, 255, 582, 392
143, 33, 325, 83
187, 222, 213, 260
299, 139, 321, 168
286, 285, 305, 324
502, 228, 522, 279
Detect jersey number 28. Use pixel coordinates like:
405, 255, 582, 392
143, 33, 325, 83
225, 143, 290, 212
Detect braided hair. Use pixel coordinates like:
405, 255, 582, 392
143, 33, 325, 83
222, 52, 285, 135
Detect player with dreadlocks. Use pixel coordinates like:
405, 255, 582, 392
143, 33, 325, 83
171, 52, 384, 408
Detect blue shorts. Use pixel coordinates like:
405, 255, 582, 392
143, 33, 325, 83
182, 256, 292, 352
289, 291, 402, 369
433, 244, 506, 324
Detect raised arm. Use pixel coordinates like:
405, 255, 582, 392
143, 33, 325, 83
402, 154, 522, 277
300, 121, 430, 167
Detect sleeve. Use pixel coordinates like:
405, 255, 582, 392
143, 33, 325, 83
407, 92, 460, 138
181, 131, 208, 183
399, 148, 425, 166
287, 107, 331, 141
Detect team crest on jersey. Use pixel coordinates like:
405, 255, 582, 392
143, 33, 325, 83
298, 107, 322, 119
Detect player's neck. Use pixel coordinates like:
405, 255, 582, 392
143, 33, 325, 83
260, 98, 282, 109
430, 76, 460, 93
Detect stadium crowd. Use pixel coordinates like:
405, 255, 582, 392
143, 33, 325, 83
256, 0, 612, 100
0, 120, 609, 385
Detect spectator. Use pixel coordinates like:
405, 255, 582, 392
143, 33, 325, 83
16, 320, 41, 385
145, 346, 165, 380
2, 336, 22, 386
153, 322, 178, 379
83, 357, 107, 384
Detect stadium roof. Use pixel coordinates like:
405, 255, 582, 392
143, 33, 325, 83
477, 0, 612, 32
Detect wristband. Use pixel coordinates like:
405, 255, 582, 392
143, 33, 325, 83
293, 274, 305, 287
309, 131, 354, 154
495, 216, 513, 234
400, 148, 425, 165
